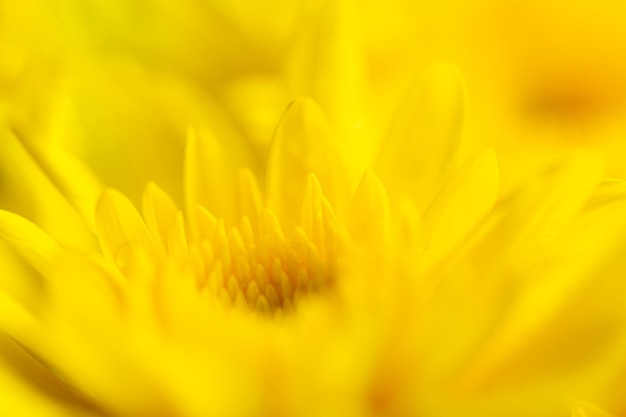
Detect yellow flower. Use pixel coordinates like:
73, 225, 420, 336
2, 64, 626, 417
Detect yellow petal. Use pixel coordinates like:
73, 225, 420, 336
185, 127, 235, 229
1, 130, 97, 250
285, 0, 368, 165
460, 196, 626, 398
266, 97, 346, 229
572, 402, 616, 417
0, 290, 36, 343
258, 208, 287, 265
348, 170, 391, 248
0, 210, 60, 276
481, 152, 606, 271
376, 63, 466, 209
515, 152, 605, 248
195, 205, 218, 242
167, 211, 189, 260
10, 128, 102, 228
584, 178, 626, 212
422, 149, 499, 267
95, 188, 156, 271
236, 168, 263, 235
0, 355, 76, 417
300, 173, 341, 263
300, 173, 325, 248
141, 182, 179, 254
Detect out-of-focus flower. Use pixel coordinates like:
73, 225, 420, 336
1, 65, 626, 416
446, 0, 626, 183
3, 0, 626, 205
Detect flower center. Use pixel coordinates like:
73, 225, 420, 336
192, 209, 335, 316
160, 175, 340, 317
99, 173, 340, 318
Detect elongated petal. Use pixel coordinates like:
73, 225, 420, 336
10, 128, 102, 228
376, 63, 466, 209
0, 290, 36, 344
266, 97, 346, 229
142, 182, 179, 254
422, 149, 499, 267
0, 210, 60, 276
0, 357, 75, 417
1, 130, 98, 250
348, 170, 391, 248
236, 169, 263, 235
285, 0, 368, 161
513, 152, 605, 249
260, 209, 287, 257
167, 212, 189, 260
478, 152, 606, 272
583, 178, 626, 212
300, 173, 324, 246
299, 173, 339, 261
95, 188, 156, 270
460, 196, 626, 400
185, 127, 237, 229
572, 402, 616, 417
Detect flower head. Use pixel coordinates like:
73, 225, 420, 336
2, 61, 626, 417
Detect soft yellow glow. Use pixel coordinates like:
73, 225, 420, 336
1, 1, 626, 417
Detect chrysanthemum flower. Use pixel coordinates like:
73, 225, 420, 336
2, 64, 626, 417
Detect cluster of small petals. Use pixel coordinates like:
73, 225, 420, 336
95, 170, 339, 317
